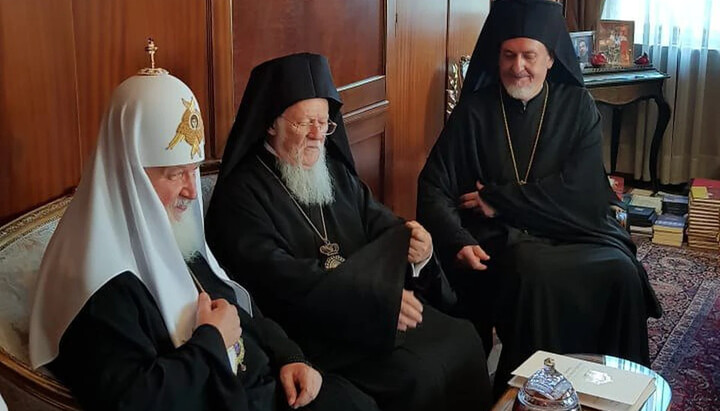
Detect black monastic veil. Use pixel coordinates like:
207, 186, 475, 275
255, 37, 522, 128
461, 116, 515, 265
206, 53, 494, 411
418, 0, 662, 398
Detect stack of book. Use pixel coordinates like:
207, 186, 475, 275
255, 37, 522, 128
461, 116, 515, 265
661, 193, 689, 216
628, 205, 657, 237
652, 214, 686, 247
687, 178, 720, 250
629, 193, 663, 215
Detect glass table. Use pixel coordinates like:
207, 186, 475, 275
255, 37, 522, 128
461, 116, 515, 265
491, 353, 671, 411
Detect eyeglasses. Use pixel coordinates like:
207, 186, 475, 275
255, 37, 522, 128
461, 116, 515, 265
280, 115, 338, 136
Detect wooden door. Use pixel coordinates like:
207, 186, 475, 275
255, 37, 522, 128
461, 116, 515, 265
215, 0, 389, 201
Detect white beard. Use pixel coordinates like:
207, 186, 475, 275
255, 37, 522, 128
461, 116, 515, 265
169, 199, 203, 262
505, 83, 543, 102
276, 146, 334, 206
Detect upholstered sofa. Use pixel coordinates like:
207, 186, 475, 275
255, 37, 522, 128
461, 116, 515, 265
0, 173, 218, 410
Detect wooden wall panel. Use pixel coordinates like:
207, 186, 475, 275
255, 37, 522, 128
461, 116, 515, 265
210, 0, 235, 160
72, 0, 211, 161
445, 1, 489, 154
225, 0, 385, 156
232, 0, 383, 97
342, 92, 389, 203
386, 0, 449, 218
345, 100, 388, 200
338, 76, 386, 115
350, 135, 385, 201
446, 0, 488, 68
0, 0, 215, 224
226, 0, 389, 202
345, 103, 389, 145
442, 0, 489, 153
0, 0, 491, 224
0, 0, 82, 222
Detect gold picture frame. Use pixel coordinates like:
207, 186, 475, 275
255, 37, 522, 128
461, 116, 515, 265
596, 20, 635, 67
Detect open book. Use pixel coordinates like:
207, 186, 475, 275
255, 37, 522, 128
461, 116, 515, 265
509, 351, 656, 411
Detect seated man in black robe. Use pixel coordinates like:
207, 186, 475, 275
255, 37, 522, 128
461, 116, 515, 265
417, 0, 662, 396
29, 52, 377, 411
205, 53, 493, 411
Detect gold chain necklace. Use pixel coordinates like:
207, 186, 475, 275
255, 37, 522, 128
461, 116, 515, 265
499, 81, 549, 185
256, 155, 345, 270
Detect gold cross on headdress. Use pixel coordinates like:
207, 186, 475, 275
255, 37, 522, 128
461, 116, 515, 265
138, 37, 169, 76
146, 38, 158, 69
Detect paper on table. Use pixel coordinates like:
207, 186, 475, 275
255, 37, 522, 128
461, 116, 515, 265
511, 351, 654, 406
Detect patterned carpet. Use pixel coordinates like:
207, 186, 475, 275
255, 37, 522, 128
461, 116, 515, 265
635, 238, 720, 410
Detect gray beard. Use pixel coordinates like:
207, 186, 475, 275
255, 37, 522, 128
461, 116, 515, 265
276, 146, 335, 206
169, 203, 203, 262
505, 83, 542, 102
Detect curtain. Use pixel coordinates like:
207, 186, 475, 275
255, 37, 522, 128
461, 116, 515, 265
601, 0, 720, 184
565, 0, 607, 31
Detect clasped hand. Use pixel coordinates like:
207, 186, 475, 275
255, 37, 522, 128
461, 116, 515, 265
405, 220, 432, 264
195, 292, 242, 348
196, 293, 323, 409
459, 181, 497, 218
456, 181, 493, 271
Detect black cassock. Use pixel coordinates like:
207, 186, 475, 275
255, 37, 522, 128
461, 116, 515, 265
205, 148, 493, 411
49, 256, 378, 411
417, 82, 662, 394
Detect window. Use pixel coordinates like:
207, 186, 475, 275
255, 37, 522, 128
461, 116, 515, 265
602, 0, 720, 49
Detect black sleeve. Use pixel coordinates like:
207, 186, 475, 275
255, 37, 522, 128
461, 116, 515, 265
350, 168, 404, 240
417, 100, 481, 255
481, 91, 612, 237
241, 303, 306, 367
353, 167, 458, 312
405, 255, 457, 313
208, 179, 408, 353
49, 273, 247, 411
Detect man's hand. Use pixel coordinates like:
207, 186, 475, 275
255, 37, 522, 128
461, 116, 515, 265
398, 290, 423, 331
405, 220, 433, 264
195, 292, 242, 349
279, 362, 323, 409
458, 181, 497, 218
456, 245, 490, 271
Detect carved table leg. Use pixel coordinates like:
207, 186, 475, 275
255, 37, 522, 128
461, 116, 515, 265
649, 95, 672, 193
610, 106, 624, 174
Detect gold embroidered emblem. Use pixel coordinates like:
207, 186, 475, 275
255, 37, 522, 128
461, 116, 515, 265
167, 97, 204, 159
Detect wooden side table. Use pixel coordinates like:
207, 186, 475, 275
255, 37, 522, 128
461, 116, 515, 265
584, 69, 671, 193
491, 353, 672, 411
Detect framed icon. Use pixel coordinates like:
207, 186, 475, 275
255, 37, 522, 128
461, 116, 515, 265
596, 20, 635, 67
